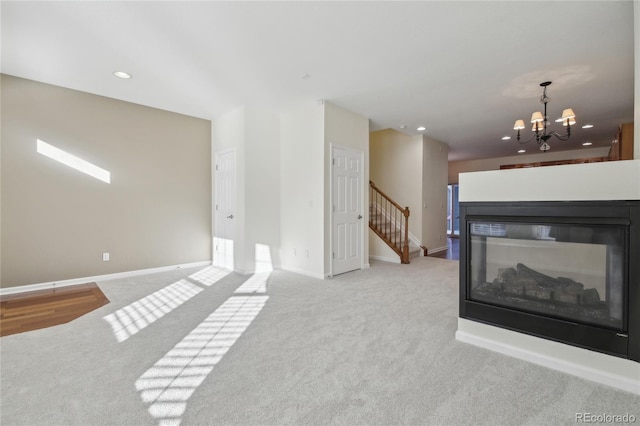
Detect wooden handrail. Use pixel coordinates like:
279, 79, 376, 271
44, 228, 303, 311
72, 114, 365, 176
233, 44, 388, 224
369, 180, 411, 264
369, 180, 408, 215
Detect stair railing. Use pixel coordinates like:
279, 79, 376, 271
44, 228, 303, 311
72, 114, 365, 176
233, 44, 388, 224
369, 180, 410, 264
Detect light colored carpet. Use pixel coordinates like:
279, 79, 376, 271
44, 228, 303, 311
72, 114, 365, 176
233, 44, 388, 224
1, 257, 638, 425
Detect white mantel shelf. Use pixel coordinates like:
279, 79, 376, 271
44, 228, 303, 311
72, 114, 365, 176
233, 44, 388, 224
459, 159, 640, 202
456, 159, 640, 395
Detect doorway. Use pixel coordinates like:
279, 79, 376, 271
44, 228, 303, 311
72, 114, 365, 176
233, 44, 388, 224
447, 184, 460, 237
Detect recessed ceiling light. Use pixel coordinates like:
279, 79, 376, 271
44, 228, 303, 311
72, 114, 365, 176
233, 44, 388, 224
582, 141, 593, 146
518, 149, 526, 154
417, 126, 426, 131
301, 73, 311, 80
582, 124, 594, 129
501, 136, 511, 140
555, 118, 563, 123
400, 125, 407, 129
113, 71, 132, 79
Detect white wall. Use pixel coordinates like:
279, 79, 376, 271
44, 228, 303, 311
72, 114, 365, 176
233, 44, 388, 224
212, 107, 246, 272
421, 135, 449, 253
245, 107, 281, 272
280, 101, 325, 278
324, 101, 370, 275
459, 160, 640, 202
448, 147, 610, 184
213, 101, 369, 279
212, 106, 281, 274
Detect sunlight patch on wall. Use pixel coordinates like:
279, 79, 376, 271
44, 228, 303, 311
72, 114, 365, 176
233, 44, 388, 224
234, 244, 274, 293
36, 139, 111, 183
103, 280, 203, 342
254, 243, 273, 273
213, 237, 234, 270
135, 295, 268, 426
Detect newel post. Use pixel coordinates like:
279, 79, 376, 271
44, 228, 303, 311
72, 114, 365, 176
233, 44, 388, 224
402, 207, 410, 264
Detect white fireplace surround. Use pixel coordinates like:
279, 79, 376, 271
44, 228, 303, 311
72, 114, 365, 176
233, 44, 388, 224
456, 159, 640, 395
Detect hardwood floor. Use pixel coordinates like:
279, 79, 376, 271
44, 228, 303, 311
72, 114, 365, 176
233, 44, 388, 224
429, 237, 459, 260
0, 283, 109, 337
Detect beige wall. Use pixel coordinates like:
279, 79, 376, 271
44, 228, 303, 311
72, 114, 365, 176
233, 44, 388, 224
1, 75, 212, 288
369, 129, 423, 260
369, 129, 448, 257
421, 135, 449, 252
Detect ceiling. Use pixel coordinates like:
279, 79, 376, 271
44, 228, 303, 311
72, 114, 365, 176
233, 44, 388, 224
1, 1, 634, 161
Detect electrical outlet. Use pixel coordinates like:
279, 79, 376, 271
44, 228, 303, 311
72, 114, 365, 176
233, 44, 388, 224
103, 252, 110, 261
305, 249, 309, 258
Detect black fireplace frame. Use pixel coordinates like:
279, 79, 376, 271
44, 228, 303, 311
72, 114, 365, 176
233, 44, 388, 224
459, 200, 640, 362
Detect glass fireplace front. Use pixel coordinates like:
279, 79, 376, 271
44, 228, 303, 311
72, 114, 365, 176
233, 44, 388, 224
469, 221, 625, 330
459, 201, 639, 361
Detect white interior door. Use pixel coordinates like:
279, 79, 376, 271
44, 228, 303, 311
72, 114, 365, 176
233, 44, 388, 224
332, 146, 363, 275
214, 150, 235, 270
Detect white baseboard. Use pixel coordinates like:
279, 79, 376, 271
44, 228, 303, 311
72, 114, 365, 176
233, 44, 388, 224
0, 261, 212, 296
456, 318, 640, 395
369, 255, 401, 264
428, 245, 448, 255
280, 266, 326, 280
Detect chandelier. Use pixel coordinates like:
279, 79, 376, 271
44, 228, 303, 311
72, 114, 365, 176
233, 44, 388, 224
513, 81, 576, 152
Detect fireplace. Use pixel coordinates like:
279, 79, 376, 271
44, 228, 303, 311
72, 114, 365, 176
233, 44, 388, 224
459, 200, 640, 362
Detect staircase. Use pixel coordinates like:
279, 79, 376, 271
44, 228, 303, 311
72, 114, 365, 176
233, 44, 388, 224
369, 181, 423, 264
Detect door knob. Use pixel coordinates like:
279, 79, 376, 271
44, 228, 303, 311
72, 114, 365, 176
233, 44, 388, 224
227, 214, 234, 219
358, 215, 363, 219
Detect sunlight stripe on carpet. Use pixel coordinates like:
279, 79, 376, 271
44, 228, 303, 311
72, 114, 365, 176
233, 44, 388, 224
103, 266, 230, 342
135, 295, 268, 426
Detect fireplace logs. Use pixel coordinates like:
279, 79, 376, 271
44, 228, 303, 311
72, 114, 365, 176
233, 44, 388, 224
472, 263, 613, 325
497, 263, 596, 304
